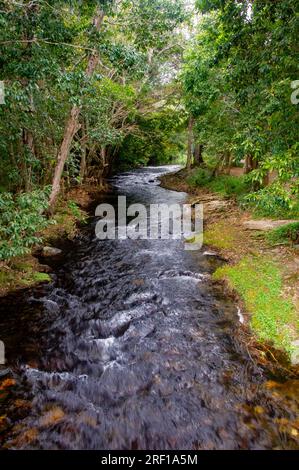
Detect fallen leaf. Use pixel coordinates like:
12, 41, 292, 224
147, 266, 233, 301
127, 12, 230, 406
0, 415, 7, 426
264, 380, 279, 390
254, 406, 264, 415
40, 406, 65, 427
0, 378, 16, 390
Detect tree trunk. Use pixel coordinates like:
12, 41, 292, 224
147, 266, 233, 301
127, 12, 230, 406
48, 9, 105, 214
186, 116, 194, 170
244, 154, 261, 190
263, 171, 270, 187
22, 128, 35, 192
193, 143, 204, 167
99, 146, 106, 187
244, 154, 258, 174
79, 118, 88, 182
221, 152, 232, 174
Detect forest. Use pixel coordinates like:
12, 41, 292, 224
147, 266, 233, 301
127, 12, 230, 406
0, 0, 298, 259
0, 0, 298, 454
0, 0, 188, 260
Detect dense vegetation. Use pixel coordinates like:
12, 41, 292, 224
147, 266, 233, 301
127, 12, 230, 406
0, 0, 298, 261
182, 0, 299, 217
0, 0, 188, 259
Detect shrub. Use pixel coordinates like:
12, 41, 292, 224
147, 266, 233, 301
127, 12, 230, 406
0, 189, 51, 260
266, 222, 299, 246
67, 200, 86, 221
242, 182, 299, 218
187, 168, 212, 187
187, 169, 250, 198
207, 175, 250, 197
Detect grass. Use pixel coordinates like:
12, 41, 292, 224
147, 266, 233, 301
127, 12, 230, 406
187, 168, 299, 219
187, 168, 250, 198
208, 175, 250, 198
187, 168, 212, 187
0, 257, 51, 294
266, 222, 299, 246
42, 200, 87, 243
213, 256, 298, 354
204, 221, 239, 249
32, 272, 51, 282
251, 202, 299, 220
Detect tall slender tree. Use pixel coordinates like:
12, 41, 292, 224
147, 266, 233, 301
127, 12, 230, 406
48, 8, 105, 213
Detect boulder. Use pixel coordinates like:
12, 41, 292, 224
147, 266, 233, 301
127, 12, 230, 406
0, 368, 11, 378
205, 200, 229, 210
42, 246, 63, 257
38, 264, 52, 273
291, 340, 299, 365
243, 219, 298, 231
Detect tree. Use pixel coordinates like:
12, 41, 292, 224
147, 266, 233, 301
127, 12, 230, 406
48, 8, 105, 213
181, 0, 299, 211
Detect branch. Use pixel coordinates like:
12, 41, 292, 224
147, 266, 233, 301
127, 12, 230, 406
0, 38, 97, 54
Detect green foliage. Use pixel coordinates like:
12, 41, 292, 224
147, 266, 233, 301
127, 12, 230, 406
196, 0, 224, 13
0, 189, 51, 260
32, 272, 51, 283
266, 222, 299, 246
182, 0, 299, 215
208, 175, 250, 198
0, 0, 188, 194
242, 182, 299, 218
67, 200, 86, 222
125, 0, 188, 50
214, 256, 298, 354
118, 103, 186, 167
187, 169, 250, 198
0, 0, 189, 261
187, 168, 212, 186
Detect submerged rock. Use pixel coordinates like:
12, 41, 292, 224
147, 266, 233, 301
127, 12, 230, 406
0, 367, 11, 378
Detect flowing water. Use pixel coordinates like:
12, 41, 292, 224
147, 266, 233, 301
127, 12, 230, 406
0, 166, 298, 450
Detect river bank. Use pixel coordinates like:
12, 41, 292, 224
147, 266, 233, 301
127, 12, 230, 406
0, 184, 109, 297
160, 168, 299, 368
0, 165, 299, 450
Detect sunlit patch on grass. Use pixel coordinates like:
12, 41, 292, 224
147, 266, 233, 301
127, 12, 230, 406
204, 221, 238, 249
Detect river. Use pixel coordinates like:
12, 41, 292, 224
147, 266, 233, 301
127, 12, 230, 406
0, 166, 298, 450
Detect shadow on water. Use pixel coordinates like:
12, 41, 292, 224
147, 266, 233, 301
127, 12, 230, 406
0, 165, 298, 450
